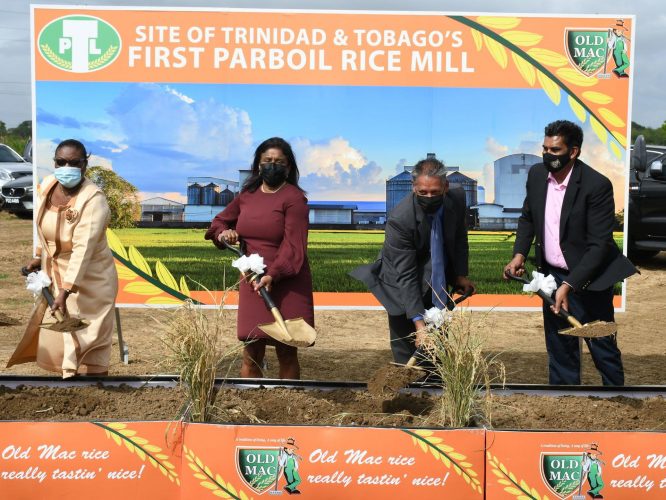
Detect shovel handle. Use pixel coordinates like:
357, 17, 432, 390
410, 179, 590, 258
220, 239, 243, 257
452, 290, 472, 306
257, 282, 277, 310
406, 346, 427, 368
221, 240, 278, 310
505, 272, 583, 328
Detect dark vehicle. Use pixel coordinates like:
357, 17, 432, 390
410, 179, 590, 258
0, 143, 32, 209
1, 174, 34, 216
628, 135, 666, 259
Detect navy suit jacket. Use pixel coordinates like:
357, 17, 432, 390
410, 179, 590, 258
350, 188, 469, 318
513, 159, 636, 291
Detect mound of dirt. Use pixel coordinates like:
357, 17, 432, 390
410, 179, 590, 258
1, 384, 664, 431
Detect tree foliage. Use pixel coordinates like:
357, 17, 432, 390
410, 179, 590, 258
86, 166, 140, 229
632, 121, 666, 146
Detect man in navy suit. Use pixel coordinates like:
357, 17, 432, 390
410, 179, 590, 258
504, 120, 636, 385
351, 158, 475, 364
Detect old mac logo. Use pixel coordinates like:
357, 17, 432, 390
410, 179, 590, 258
564, 28, 609, 77
38, 15, 121, 73
236, 447, 281, 495
541, 453, 585, 499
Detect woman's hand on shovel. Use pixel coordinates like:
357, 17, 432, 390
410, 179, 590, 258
24, 257, 41, 273
252, 275, 273, 294
218, 229, 238, 245
51, 289, 69, 317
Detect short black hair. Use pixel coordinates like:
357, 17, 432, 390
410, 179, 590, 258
544, 120, 583, 150
411, 157, 447, 184
55, 139, 89, 158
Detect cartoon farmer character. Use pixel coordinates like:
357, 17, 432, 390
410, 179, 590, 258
608, 19, 630, 77
278, 437, 302, 495
582, 443, 605, 499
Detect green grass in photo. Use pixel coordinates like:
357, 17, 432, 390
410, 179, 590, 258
113, 228, 623, 295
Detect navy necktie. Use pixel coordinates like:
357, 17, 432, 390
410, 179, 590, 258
429, 205, 447, 309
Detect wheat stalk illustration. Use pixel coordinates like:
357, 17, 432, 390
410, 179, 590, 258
183, 445, 253, 500
487, 451, 551, 500
452, 15, 627, 159
403, 429, 483, 494
40, 44, 72, 69
94, 422, 181, 486
89, 45, 118, 69
106, 228, 198, 304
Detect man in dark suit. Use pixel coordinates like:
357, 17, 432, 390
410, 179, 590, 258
351, 158, 475, 364
504, 120, 636, 385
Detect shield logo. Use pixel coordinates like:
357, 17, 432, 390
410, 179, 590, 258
236, 447, 281, 495
565, 29, 609, 77
540, 453, 584, 499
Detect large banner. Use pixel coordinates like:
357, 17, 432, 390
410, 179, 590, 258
31, 7, 634, 308
485, 430, 666, 499
3, 421, 666, 498
0, 421, 485, 499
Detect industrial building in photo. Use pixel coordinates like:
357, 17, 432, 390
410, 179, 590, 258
139, 152, 537, 230
386, 153, 478, 227
184, 176, 239, 222
473, 153, 540, 230
140, 197, 185, 222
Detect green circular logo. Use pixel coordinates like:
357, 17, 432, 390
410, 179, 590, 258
38, 15, 121, 73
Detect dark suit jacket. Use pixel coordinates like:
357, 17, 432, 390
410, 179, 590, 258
350, 188, 469, 318
514, 159, 636, 291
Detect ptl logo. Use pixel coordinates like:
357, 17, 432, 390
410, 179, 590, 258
38, 15, 121, 73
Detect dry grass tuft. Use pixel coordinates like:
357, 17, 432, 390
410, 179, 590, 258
422, 308, 505, 428
159, 299, 241, 423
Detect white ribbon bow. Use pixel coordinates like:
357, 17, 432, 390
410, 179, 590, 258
522, 271, 557, 296
231, 253, 266, 275
26, 270, 52, 295
423, 307, 451, 328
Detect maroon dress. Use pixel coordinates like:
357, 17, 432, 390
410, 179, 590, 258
205, 184, 314, 341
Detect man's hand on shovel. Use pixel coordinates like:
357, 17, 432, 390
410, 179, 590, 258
551, 283, 572, 316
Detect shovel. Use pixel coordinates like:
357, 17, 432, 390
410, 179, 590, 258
505, 272, 617, 338
223, 240, 316, 348
21, 266, 88, 333
367, 292, 472, 396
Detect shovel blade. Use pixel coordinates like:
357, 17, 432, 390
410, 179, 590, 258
39, 317, 88, 332
559, 320, 617, 338
258, 317, 316, 348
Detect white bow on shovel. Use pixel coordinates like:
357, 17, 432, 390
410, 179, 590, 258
26, 270, 52, 295
522, 271, 557, 296
22, 268, 88, 332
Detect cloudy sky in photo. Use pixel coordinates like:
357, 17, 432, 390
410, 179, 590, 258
2, 0, 656, 205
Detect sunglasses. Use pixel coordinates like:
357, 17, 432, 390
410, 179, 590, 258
54, 157, 87, 168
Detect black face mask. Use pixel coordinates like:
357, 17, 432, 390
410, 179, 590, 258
260, 163, 288, 188
416, 194, 444, 214
543, 151, 572, 173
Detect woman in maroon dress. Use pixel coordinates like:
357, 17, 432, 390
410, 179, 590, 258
205, 137, 314, 379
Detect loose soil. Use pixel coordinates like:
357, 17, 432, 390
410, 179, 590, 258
1, 212, 666, 430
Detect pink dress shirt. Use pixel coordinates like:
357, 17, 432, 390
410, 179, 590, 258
543, 168, 573, 270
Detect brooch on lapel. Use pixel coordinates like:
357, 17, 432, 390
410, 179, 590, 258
64, 207, 79, 224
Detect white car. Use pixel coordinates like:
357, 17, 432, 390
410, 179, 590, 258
0, 144, 32, 209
